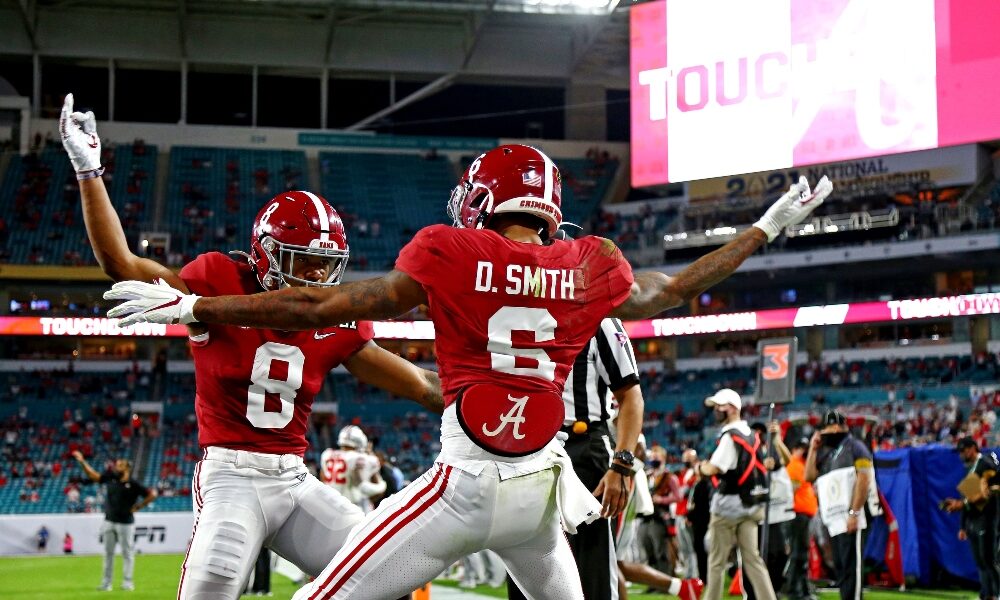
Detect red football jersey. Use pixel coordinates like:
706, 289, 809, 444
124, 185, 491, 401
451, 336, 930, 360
180, 252, 373, 456
395, 225, 634, 408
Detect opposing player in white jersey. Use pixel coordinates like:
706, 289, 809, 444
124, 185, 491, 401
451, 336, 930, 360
320, 426, 386, 513
106, 144, 832, 600
60, 94, 442, 600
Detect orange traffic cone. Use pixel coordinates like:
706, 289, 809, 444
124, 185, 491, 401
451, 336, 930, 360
729, 569, 743, 596
412, 582, 431, 600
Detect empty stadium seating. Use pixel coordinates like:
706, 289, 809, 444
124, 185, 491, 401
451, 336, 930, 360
0, 143, 620, 269
0, 142, 157, 266
165, 146, 307, 262
318, 151, 456, 269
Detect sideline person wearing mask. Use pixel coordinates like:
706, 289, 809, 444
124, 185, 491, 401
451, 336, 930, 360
943, 437, 999, 600
805, 411, 872, 600
696, 389, 776, 600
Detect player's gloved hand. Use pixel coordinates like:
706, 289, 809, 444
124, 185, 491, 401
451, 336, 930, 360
104, 279, 200, 326
753, 175, 833, 242
59, 93, 102, 173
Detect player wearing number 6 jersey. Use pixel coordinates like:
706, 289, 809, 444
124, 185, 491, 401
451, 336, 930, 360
106, 144, 833, 600
58, 94, 443, 600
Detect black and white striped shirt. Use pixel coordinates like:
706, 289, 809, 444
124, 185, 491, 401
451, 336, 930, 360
563, 318, 640, 426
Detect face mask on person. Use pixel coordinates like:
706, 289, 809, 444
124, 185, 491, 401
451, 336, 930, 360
822, 431, 848, 447
650, 460, 663, 469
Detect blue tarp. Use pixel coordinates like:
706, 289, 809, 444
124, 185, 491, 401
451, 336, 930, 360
865, 445, 979, 584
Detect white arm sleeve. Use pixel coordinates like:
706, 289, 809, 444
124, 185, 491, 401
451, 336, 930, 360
358, 475, 387, 498
710, 434, 738, 473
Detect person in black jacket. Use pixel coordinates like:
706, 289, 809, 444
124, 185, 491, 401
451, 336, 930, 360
944, 437, 999, 600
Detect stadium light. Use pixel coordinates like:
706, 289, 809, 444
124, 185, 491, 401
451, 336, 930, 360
508, 0, 620, 13
330, 0, 620, 15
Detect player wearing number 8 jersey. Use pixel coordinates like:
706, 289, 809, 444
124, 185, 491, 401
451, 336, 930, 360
106, 144, 834, 600
58, 94, 443, 600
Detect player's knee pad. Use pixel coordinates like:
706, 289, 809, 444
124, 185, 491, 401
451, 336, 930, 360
190, 503, 260, 582
203, 517, 251, 579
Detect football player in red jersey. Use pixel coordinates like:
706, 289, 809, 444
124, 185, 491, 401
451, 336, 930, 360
106, 144, 832, 600
59, 94, 443, 600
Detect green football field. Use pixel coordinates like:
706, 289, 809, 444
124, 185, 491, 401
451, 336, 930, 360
0, 553, 978, 599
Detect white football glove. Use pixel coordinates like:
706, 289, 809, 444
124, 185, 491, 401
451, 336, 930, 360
104, 279, 200, 327
59, 93, 102, 173
753, 175, 833, 242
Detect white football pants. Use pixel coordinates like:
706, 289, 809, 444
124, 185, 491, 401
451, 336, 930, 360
293, 462, 584, 600
177, 447, 364, 600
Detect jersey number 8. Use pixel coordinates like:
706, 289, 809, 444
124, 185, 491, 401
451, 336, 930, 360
247, 342, 304, 429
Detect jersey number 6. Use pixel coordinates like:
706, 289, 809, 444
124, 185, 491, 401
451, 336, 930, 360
486, 306, 557, 381
247, 342, 304, 429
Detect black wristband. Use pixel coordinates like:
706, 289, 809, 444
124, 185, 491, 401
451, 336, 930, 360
609, 462, 634, 477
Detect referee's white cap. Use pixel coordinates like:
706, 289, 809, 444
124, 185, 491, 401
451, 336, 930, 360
705, 388, 742, 411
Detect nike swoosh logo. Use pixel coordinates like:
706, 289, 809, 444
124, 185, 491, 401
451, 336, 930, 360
314, 331, 336, 340
148, 296, 181, 314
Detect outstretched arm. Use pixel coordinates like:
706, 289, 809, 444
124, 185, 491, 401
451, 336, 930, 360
612, 175, 832, 320
612, 227, 767, 320
106, 270, 428, 329
193, 270, 427, 329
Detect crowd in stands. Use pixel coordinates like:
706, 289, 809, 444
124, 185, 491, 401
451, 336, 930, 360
1, 349, 997, 514
0, 134, 153, 266
0, 364, 156, 510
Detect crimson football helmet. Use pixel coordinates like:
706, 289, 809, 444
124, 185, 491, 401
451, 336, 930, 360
447, 144, 563, 238
247, 191, 349, 290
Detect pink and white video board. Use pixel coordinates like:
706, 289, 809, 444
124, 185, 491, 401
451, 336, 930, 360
630, 0, 1000, 186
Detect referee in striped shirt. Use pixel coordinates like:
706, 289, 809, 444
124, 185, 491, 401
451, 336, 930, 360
508, 317, 644, 600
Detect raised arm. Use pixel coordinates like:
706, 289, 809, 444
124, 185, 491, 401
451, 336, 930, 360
612, 175, 832, 320
106, 269, 428, 330
60, 94, 186, 290
71, 450, 101, 483
612, 227, 767, 320
805, 432, 822, 483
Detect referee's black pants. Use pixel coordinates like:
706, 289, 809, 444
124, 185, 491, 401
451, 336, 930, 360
508, 425, 617, 600
830, 530, 863, 600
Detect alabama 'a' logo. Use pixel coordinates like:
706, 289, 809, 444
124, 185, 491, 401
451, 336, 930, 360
455, 383, 563, 457
481, 395, 528, 440
761, 343, 790, 380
